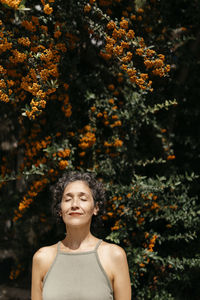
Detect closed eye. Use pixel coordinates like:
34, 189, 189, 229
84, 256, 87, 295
65, 198, 72, 202
80, 198, 87, 201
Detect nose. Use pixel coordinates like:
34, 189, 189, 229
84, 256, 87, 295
71, 197, 80, 209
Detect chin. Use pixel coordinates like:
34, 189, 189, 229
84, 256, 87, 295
64, 218, 91, 228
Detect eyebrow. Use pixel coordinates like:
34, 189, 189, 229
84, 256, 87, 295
64, 192, 89, 197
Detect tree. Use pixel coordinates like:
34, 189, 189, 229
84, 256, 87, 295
0, 0, 199, 299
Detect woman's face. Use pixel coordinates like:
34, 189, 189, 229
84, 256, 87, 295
60, 180, 99, 227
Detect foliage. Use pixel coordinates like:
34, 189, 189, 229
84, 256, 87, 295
0, 0, 199, 299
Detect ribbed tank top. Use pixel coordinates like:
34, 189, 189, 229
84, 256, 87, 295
42, 239, 114, 300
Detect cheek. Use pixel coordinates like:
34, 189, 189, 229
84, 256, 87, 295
86, 204, 96, 214
60, 202, 68, 212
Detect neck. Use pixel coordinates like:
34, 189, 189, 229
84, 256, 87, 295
63, 225, 95, 250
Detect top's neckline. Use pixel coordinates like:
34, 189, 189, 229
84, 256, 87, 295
58, 239, 103, 255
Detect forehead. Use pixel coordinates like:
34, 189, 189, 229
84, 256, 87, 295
63, 180, 92, 195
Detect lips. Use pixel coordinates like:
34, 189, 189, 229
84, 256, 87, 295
69, 212, 82, 216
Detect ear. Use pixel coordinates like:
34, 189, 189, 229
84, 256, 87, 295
93, 202, 99, 215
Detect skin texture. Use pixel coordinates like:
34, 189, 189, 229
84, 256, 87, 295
31, 180, 132, 300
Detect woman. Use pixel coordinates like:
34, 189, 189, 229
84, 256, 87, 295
31, 171, 132, 300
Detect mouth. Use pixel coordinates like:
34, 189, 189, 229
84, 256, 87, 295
69, 213, 83, 216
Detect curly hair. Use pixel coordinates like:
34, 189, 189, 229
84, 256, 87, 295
51, 171, 106, 225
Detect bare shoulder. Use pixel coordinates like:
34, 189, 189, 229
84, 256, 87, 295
101, 240, 126, 254
100, 240, 127, 261
33, 244, 57, 260
98, 241, 131, 299
32, 243, 58, 266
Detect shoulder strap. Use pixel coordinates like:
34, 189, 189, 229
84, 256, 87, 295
57, 241, 61, 253
94, 239, 103, 251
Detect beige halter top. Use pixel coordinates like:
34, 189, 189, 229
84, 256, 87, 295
42, 239, 114, 300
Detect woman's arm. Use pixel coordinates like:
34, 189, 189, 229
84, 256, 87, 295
31, 249, 46, 300
111, 245, 132, 300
